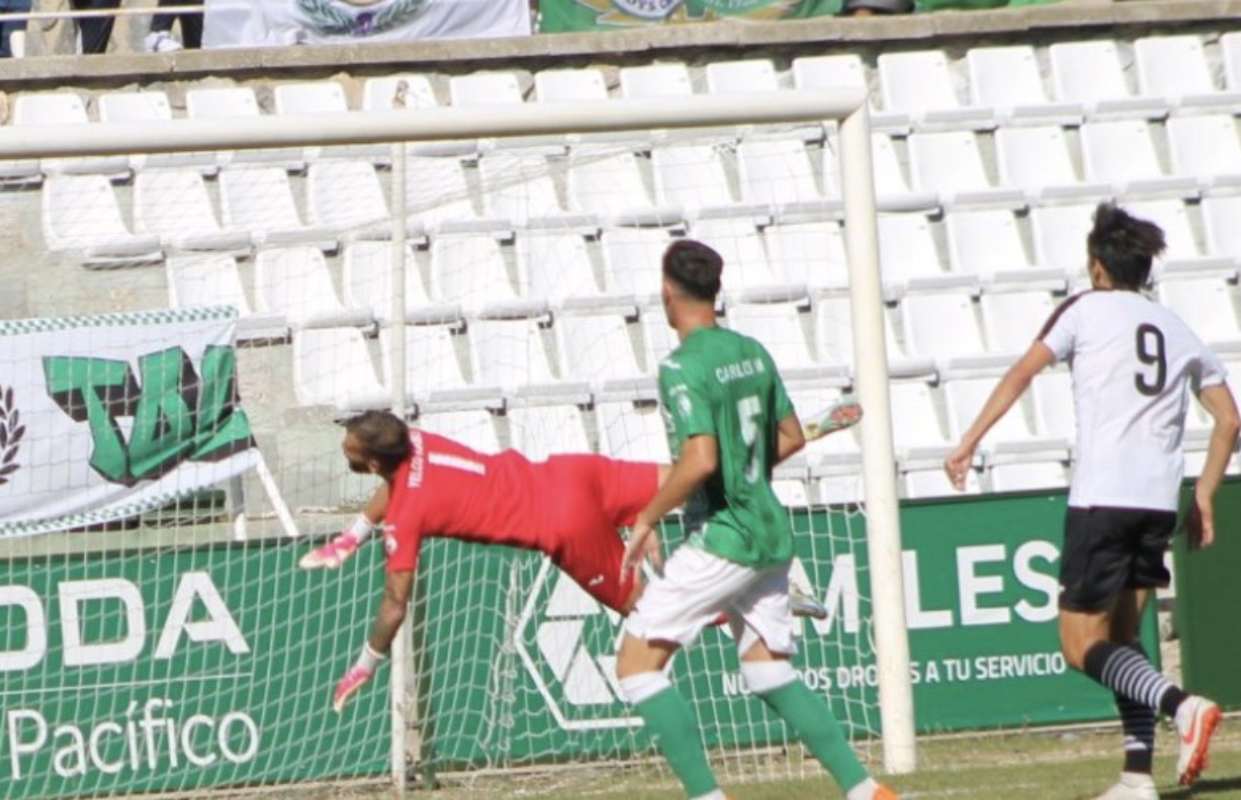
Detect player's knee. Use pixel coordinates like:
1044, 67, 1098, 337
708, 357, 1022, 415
378, 598, 407, 630
740, 661, 797, 695
618, 671, 671, 706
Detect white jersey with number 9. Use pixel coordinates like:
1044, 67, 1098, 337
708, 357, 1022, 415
1039, 290, 1227, 512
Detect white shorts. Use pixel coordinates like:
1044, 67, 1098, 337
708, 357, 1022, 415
624, 546, 796, 657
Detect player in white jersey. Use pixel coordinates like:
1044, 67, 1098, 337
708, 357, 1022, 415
944, 204, 1239, 799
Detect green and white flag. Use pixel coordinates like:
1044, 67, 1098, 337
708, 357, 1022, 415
538, 0, 844, 32
0, 308, 259, 538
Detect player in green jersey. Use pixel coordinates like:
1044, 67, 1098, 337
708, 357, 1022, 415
613, 240, 896, 800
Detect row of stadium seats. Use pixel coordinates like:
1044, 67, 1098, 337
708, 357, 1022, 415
8, 34, 1241, 136
29, 113, 1241, 228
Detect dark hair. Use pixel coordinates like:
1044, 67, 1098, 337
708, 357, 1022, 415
1087, 203, 1166, 290
344, 410, 411, 474
663, 239, 723, 302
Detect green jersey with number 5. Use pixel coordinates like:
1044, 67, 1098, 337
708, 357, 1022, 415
658, 325, 795, 568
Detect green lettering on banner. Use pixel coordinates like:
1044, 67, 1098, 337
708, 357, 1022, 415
42, 347, 256, 487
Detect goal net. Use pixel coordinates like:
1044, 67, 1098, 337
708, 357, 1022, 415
0, 91, 892, 798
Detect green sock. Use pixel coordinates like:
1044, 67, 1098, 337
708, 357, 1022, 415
760, 680, 869, 792
635, 686, 718, 797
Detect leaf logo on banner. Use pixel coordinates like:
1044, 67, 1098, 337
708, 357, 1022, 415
0, 385, 25, 486
297, 0, 430, 36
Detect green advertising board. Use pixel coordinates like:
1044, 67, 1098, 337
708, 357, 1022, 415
0, 542, 389, 799
418, 489, 1158, 768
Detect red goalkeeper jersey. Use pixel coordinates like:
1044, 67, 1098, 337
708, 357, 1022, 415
382, 430, 658, 615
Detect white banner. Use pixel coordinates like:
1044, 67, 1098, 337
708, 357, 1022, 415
0, 308, 260, 538
203, 0, 531, 49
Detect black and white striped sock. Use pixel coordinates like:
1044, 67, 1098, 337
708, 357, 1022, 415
1116, 642, 1155, 773
1084, 640, 1188, 718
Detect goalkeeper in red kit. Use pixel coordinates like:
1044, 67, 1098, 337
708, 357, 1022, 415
310, 406, 860, 713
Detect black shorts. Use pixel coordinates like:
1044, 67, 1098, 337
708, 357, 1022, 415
1058, 506, 1177, 612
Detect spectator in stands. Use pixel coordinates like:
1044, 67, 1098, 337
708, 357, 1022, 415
145, 0, 202, 52
841, 0, 915, 14
0, 0, 31, 58
69, 0, 120, 54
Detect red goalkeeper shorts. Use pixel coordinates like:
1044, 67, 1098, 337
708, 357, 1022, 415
537, 455, 660, 613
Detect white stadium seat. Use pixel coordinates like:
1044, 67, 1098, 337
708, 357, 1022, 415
597, 401, 672, 462
470, 318, 561, 390
1080, 120, 1197, 198
186, 87, 303, 169
556, 313, 644, 384
876, 213, 948, 291
406, 157, 480, 229
291, 327, 386, 410
1031, 370, 1076, 441
100, 91, 215, 172
508, 404, 593, 461
980, 291, 1056, 355
900, 293, 988, 362
535, 68, 609, 102
878, 50, 993, 129
620, 63, 693, 98
1225, 33, 1241, 93
601, 228, 669, 301
737, 140, 821, 207
15, 92, 128, 176
945, 210, 1035, 281
449, 72, 524, 106
516, 232, 604, 305
995, 126, 1110, 203
945, 376, 1039, 448
273, 81, 349, 113
705, 59, 779, 94
363, 75, 438, 111
165, 255, 251, 313
341, 242, 435, 324
430, 235, 517, 310
254, 246, 366, 327
725, 303, 816, 371
793, 54, 908, 132
764, 222, 849, 291
640, 309, 682, 370
1030, 204, 1097, 276
989, 462, 1068, 492
219, 167, 334, 248
1124, 199, 1225, 273
41, 175, 162, 265
689, 218, 783, 292
908, 132, 1025, 209
889, 380, 950, 451
1165, 115, 1241, 193
1134, 36, 1241, 114
134, 169, 252, 253
567, 152, 675, 225
306, 161, 392, 236
379, 323, 473, 397
478, 154, 566, 226
967, 45, 1082, 125
1159, 277, 1241, 345
1049, 40, 1168, 119
850, 133, 938, 212
651, 145, 736, 211
1202, 196, 1241, 261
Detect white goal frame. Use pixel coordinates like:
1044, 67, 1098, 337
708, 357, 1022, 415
0, 89, 917, 784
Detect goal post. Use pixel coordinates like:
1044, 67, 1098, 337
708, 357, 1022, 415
0, 87, 916, 794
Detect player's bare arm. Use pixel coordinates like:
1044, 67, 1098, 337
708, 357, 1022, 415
1190, 383, 1241, 548
331, 568, 413, 713
621, 434, 718, 584
945, 341, 1056, 490
776, 412, 806, 464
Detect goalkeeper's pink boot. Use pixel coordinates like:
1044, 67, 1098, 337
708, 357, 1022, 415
299, 531, 362, 569
332, 664, 374, 713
